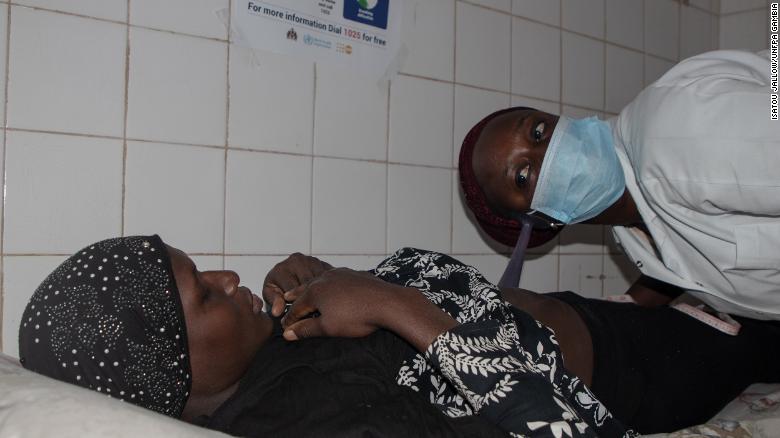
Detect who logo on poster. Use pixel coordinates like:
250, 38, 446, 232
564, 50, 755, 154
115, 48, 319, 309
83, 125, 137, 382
343, 0, 389, 29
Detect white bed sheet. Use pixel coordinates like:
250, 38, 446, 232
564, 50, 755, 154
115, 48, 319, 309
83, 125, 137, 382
2, 351, 779, 437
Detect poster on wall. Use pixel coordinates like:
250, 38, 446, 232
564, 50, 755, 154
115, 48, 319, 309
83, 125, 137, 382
231, 0, 404, 79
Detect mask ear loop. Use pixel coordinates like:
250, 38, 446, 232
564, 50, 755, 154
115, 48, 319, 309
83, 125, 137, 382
497, 219, 533, 288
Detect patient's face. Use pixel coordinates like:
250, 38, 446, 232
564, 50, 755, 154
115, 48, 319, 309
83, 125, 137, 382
166, 245, 273, 397
472, 109, 559, 216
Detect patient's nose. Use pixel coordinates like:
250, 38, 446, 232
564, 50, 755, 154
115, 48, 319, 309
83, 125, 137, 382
203, 270, 241, 296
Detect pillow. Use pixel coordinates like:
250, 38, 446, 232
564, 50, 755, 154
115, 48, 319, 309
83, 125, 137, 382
0, 352, 227, 438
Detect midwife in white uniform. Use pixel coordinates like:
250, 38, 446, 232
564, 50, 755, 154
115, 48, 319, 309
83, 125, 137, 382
458, 50, 780, 320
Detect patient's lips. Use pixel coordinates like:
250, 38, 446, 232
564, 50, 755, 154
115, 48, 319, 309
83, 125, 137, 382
251, 291, 263, 315
238, 286, 263, 315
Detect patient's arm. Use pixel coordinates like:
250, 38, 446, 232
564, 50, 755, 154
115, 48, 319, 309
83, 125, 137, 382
282, 250, 608, 437
281, 268, 457, 353
281, 268, 602, 437
626, 275, 683, 307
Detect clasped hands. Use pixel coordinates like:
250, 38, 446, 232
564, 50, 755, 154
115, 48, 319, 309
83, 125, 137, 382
261, 253, 457, 352
262, 253, 402, 341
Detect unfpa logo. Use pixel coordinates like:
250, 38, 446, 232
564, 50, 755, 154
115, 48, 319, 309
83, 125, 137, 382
344, 0, 388, 29
357, 0, 378, 9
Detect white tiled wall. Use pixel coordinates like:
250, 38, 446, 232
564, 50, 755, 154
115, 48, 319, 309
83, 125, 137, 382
0, 0, 741, 356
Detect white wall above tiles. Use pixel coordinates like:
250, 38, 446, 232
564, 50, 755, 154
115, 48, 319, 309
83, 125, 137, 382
0, 0, 740, 354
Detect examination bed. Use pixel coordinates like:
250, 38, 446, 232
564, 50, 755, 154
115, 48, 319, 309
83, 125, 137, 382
1, 351, 778, 437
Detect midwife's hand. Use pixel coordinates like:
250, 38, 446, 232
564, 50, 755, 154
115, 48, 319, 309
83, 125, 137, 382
281, 268, 458, 353
280, 268, 394, 340
262, 253, 333, 317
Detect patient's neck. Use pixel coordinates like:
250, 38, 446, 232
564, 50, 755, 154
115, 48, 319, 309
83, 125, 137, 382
181, 382, 239, 422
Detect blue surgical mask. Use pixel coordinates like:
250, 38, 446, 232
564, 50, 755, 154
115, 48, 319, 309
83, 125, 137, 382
529, 116, 625, 224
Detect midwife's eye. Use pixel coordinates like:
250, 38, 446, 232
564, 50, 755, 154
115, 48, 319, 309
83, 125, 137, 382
533, 122, 546, 142
515, 163, 530, 188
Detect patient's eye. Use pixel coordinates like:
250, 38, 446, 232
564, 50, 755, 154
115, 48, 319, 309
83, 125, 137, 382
533, 122, 546, 142
515, 163, 530, 188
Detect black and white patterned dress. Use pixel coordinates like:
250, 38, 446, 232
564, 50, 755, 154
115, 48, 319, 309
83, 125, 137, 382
371, 248, 632, 438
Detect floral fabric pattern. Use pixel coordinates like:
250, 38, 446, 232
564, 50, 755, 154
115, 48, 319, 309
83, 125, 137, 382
372, 248, 632, 438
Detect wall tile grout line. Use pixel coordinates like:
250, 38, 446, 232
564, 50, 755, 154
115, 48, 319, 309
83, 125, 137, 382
509, 3, 514, 108
384, 78, 391, 256
121, 0, 130, 238
128, 23, 228, 43
599, 0, 608, 297
601, 0, 608, 296
10, 3, 127, 25
450, 0, 457, 257
221, 0, 232, 270
8, 3, 229, 43
0, 1, 11, 352
642, 0, 647, 87
677, 0, 682, 62
2, 126, 470, 171
602, 0, 607, 114
309, 63, 317, 256
557, 0, 563, 292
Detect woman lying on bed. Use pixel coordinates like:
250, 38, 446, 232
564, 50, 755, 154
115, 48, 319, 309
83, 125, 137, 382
17, 236, 780, 438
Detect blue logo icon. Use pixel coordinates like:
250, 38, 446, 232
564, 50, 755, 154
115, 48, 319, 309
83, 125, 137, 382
343, 0, 389, 29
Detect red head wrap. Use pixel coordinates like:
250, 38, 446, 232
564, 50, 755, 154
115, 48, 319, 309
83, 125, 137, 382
457, 107, 562, 248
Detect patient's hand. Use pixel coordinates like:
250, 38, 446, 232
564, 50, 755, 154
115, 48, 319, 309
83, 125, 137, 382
281, 268, 457, 353
280, 268, 391, 339
262, 253, 332, 317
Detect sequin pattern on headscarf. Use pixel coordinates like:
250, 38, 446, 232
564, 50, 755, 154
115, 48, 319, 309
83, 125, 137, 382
18, 235, 192, 418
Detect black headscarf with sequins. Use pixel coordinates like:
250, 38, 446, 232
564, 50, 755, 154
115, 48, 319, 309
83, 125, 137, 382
18, 235, 192, 418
